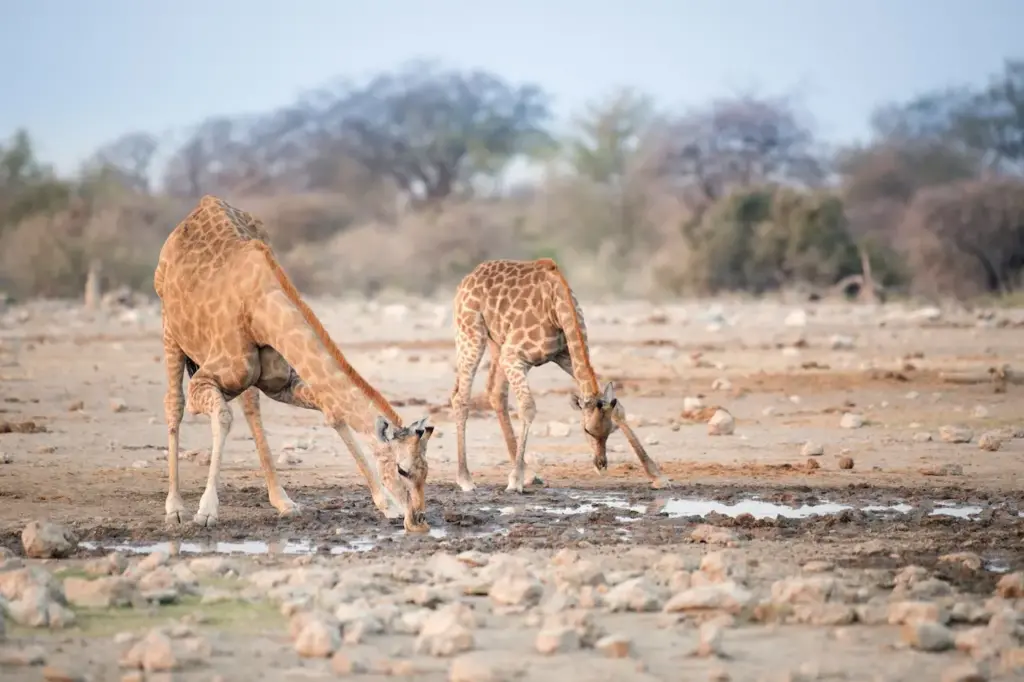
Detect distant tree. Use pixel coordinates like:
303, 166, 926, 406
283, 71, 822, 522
0, 129, 71, 229
86, 132, 159, 194
317, 60, 553, 203
901, 177, 1024, 297
565, 87, 655, 185
651, 93, 825, 212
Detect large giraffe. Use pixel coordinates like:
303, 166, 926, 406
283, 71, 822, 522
449, 258, 669, 493
154, 195, 434, 533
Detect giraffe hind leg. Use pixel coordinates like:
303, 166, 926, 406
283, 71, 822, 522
240, 388, 301, 517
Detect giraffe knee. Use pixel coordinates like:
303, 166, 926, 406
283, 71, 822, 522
164, 393, 184, 425
519, 400, 537, 423
214, 407, 233, 431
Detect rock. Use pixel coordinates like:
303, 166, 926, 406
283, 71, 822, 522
707, 410, 735, 436
800, 441, 824, 457
839, 413, 864, 429
784, 309, 808, 327
449, 652, 521, 682
691, 525, 739, 546
801, 561, 834, 573
902, 621, 954, 652
294, 617, 341, 658
120, 630, 193, 672
771, 576, 836, 605
837, 456, 854, 470
913, 431, 933, 442
683, 396, 705, 415
535, 626, 580, 654
663, 583, 753, 615
21, 520, 76, 558
428, 552, 473, 582
489, 573, 542, 608
554, 559, 606, 588
996, 572, 1024, 598
547, 421, 572, 438
971, 405, 990, 419
330, 651, 368, 675
415, 606, 475, 657
696, 622, 725, 658
84, 552, 128, 576
604, 577, 665, 612
595, 634, 632, 658
64, 576, 135, 608
187, 557, 236, 576
978, 432, 1003, 451
712, 378, 732, 391
888, 601, 944, 625
6, 585, 75, 629
939, 425, 973, 443
830, 334, 855, 350
110, 398, 128, 413
41, 666, 85, 682
542, 609, 605, 647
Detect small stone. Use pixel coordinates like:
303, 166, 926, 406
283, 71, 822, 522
978, 432, 1003, 451
839, 413, 864, 429
663, 583, 753, 614
603, 577, 665, 612
535, 626, 579, 654
939, 425, 973, 443
294, 617, 340, 658
971, 405, 990, 419
449, 652, 521, 682
902, 621, 954, 652
712, 378, 732, 391
21, 520, 76, 558
595, 634, 632, 658
690, 525, 739, 546
489, 573, 543, 608
415, 607, 475, 657
707, 410, 735, 436
696, 622, 724, 658
913, 432, 933, 442
800, 441, 824, 457
64, 576, 135, 608
110, 398, 128, 413
547, 421, 571, 438
996, 572, 1024, 598
805, 458, 820, 470
838, 456, 854, 470
888, 601, 944, 625
42, 666, 85, 682
801, 560, 835, 573
330, 652, 368, 675
939, 552, 983, 572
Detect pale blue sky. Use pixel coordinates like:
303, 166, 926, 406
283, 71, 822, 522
1, 0, 1020, 177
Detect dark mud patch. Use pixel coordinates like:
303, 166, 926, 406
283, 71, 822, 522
0, 419, 47, 434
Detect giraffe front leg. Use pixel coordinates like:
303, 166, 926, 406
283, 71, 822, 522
163, 342, 188, 525
452, 321, 486, 493
240, 387, 301, 517
186, 372, 233, 528
501, 351, 534, 494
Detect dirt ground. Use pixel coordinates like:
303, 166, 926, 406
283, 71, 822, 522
2, 294, 1024, 681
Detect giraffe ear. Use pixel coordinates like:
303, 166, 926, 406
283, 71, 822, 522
601, 381, 617, 410
375, 416, 394, 443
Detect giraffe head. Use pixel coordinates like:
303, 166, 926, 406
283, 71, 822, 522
569, 381, 620, 473
373, 415, 433, 533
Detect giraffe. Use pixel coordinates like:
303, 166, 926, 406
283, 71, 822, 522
449, 257, 670, 493
153, 195, 434, 533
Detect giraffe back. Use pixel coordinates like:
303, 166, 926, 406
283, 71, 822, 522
154, 195, 273, 298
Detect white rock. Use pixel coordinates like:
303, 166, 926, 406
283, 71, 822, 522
839, 413, 864, 429
800, 441, 824, 457
21, 521, 76, 559
784, 309, 808, 327
707, 410, 735, 436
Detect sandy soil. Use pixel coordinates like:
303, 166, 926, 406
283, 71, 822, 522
2, 294, 1024, 681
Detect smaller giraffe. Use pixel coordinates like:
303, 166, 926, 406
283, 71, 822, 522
154, 195, 434, 533
449, 258, 670, 493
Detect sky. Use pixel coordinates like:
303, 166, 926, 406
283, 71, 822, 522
1, 0, 1022, 178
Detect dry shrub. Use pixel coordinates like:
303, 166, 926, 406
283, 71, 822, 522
280, 200, 531, 296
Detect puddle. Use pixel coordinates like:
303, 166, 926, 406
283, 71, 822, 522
80, 527, 464, 557
520, 491, 991, 522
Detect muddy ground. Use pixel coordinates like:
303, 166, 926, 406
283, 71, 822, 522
2, 295, 1024, 680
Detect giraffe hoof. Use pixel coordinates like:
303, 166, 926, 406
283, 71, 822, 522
193, 512, 218, 528
165, 511, 185, 525
277, 502, 303, 517
651, 476, 671, 490
456, 479, 477, 493
505, 481, 525, 494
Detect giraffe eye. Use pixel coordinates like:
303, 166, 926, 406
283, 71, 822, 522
398, 466, 411, 479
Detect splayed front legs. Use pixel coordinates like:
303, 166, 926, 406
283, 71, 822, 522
163, 341, 187, 524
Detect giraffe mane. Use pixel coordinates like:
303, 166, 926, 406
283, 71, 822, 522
535, 258, 600, 397
250, 240, 404, 427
